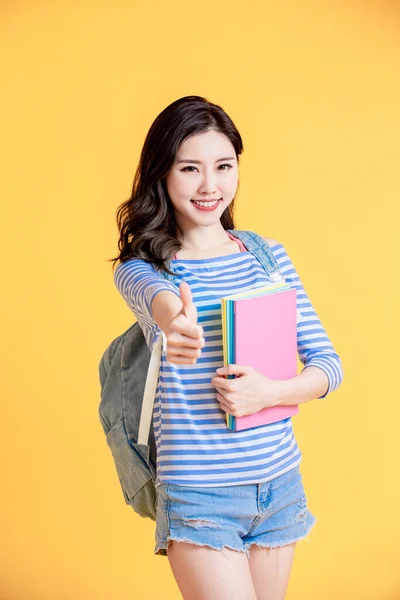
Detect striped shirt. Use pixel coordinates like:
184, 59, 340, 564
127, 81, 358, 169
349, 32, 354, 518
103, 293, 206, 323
114, 236, 343, 487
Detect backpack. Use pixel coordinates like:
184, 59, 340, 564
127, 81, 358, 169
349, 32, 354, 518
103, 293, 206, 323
98, 229, 283, 520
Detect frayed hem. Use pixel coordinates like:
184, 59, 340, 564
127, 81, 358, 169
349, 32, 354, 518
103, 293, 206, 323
244, 516, 317, 552
155, 535, 251, 559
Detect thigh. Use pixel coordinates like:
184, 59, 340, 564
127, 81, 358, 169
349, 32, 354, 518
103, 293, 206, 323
248, 542, 296, 600
167, 540, 257, 600
243, 465, 316, 599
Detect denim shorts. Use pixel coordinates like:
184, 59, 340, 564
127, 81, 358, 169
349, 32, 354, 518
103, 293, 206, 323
154, 463, 316, 558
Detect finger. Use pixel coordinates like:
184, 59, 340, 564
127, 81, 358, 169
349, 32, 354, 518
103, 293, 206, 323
218, 399, 232, 415
216, 364, 250, 377
168, 356, 199, 365
169, 319, 204, 341
167, 332, 205, 349
167, 346, 202, 359
216, 391, 232, 407
179, 281, 198, 325
213, 378, 234, 392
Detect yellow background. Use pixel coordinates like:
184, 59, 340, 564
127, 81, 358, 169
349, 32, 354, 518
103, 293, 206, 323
1, 1, 399, 598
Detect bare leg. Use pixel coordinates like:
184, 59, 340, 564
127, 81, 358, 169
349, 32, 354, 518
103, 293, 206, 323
167, 540, 258, 600
248, 543, 296, 600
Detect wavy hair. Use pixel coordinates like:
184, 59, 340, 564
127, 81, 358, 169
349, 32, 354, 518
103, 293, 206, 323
108, 95, 244, 276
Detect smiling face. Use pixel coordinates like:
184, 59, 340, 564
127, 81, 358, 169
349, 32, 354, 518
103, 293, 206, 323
165, 129, 239, 235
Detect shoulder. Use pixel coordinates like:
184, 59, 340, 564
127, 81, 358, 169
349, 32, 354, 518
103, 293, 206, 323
114, 257, 156, 285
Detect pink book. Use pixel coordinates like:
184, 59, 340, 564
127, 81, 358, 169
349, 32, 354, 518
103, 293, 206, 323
232, 288, 299, 431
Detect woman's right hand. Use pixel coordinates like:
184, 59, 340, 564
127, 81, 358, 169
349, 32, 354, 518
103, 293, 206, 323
164, 281, 205, 364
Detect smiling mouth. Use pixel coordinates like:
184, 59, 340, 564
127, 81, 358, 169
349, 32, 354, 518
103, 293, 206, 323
191, 198, 222, 205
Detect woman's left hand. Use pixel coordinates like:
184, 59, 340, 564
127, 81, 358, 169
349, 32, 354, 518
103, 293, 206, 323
211, 364, 281, 417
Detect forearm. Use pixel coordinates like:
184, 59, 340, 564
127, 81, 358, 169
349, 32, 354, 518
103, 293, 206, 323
151, 289, 183, 334
275, 366, 330, 406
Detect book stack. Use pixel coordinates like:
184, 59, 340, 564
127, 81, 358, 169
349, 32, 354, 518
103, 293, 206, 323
221, 280, 299, 431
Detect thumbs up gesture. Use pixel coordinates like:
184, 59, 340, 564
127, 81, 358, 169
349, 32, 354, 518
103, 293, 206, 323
165, 281, 205, 365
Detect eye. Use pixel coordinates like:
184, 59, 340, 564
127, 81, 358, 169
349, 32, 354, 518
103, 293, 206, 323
180, 163, 233, 172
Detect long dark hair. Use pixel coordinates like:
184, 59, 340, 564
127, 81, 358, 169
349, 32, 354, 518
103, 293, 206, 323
108, 95, 244, 276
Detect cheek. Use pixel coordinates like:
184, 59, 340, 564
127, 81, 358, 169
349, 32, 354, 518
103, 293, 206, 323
219, 171, 238, 194
227, 171, 239, 188
167, 172, 194, 197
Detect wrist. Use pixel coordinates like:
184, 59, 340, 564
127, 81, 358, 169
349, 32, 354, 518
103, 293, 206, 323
272, 367, 330, 406
272, 379, 286, 406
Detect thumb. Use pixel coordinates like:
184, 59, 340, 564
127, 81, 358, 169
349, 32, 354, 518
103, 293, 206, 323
179, 281, 198, 324
216, 364, 250, 377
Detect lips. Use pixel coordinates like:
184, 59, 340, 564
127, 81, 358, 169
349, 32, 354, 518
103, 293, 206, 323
190, 198, 222, 212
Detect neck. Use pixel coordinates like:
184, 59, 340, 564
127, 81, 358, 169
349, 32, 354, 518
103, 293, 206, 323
178, 224, 231, 251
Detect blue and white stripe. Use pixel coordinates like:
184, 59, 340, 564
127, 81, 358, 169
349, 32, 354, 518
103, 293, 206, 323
114, 243, 343, 487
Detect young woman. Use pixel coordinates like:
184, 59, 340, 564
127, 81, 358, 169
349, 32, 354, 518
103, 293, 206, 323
110, 95, 343, 600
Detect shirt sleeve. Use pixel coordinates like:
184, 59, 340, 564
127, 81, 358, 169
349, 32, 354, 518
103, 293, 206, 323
113, 258, 181, 350
271, 243, 344, 399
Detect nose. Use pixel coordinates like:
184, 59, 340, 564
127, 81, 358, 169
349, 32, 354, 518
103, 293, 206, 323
197, 170, 218, 196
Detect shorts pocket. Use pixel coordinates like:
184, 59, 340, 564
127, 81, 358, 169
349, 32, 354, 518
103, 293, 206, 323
106, 419, 157, 520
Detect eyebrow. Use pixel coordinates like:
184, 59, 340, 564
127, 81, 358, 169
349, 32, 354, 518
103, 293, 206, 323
175, 156, 236, 164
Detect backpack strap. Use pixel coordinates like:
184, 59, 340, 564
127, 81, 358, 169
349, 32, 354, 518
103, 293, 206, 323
227, 229, 282, 278
137, 263, 175, 444
137, 328, 164, 445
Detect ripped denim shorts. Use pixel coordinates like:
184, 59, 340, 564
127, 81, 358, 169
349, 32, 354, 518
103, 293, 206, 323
154, 463, 316, 558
